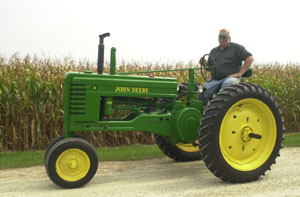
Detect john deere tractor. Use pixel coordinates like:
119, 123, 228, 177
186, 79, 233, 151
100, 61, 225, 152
44, 33, 284, 188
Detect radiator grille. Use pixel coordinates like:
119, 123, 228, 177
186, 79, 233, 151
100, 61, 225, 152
69, 84, 86, 115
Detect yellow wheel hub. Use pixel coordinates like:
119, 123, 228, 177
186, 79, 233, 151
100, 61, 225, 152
241, 126, 253, 142
56, 148, 90, 182
220, 98, 277, 171
176, 141, 199, 152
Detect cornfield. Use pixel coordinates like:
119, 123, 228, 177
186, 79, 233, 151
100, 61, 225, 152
0, 55, 299, 151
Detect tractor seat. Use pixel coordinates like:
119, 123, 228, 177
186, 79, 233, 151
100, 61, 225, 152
241, 68, 253, 82
242, 68, 253, 78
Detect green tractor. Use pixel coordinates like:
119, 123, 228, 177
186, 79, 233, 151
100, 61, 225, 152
44, 33, 284, 188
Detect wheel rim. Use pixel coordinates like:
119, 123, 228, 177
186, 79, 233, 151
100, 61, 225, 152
176, 141, 199, 152
56, 148, 90, 182
219, 98, 277, 171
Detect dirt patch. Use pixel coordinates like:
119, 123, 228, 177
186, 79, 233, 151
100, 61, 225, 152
1, 148, 300, 197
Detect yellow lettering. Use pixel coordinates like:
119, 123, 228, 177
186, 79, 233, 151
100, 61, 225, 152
115, 86, 131, 92
115, 86, 149, 93
142, 88, 148, 93
114, 87, 120, 92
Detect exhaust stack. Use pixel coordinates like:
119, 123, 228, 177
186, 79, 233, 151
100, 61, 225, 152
97, 33, 110, 74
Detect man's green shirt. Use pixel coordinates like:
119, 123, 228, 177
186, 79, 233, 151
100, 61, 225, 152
208, 42, 252, 80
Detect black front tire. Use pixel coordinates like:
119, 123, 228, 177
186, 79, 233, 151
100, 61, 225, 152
44, 135, 81, 165
44, 136, 65, 165
45, 137, 98, 188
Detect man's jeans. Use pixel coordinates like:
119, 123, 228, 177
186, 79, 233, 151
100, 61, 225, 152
199, 77, 240, 106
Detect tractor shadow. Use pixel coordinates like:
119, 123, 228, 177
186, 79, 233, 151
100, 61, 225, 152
90, 158, 237, 190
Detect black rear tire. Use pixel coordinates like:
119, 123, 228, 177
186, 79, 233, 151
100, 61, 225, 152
198, 83, 284, 183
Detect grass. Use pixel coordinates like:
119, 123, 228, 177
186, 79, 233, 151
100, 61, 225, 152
0, 133, 299, 170
0, 150, 45, 169
0, 144, 164, 170
283, 133, 300, 147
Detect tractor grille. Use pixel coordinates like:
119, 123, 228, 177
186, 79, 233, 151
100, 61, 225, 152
69, 84, 86, 115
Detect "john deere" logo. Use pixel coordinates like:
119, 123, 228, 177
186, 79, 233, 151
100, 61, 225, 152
114, 86, 149, 93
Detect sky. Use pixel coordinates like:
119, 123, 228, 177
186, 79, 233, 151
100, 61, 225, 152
0, 0, 300, 66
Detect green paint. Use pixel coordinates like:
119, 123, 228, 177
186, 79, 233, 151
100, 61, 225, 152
110, 47, 116, 74
63, 48, 204, 144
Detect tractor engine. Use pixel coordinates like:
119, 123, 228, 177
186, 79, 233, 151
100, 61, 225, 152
64, 69, 202, 144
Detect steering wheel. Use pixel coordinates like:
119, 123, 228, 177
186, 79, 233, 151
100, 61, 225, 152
200, 54, 215, 82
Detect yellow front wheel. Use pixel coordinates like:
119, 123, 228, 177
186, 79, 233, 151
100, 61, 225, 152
45, 137, 98, 188
55, 148, 90, 182
199, 83, 284, 183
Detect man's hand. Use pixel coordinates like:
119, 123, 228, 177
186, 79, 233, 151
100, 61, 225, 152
149, 73, 154, 78
228, 73, 242, 78
229, 56, 254, 78
199, 57, 206, 65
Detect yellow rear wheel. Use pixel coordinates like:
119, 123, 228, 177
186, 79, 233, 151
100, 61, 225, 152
220, 98, 277, 171
199, 83, 284, 182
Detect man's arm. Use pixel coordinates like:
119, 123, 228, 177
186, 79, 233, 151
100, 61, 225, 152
229, 56, 254, 78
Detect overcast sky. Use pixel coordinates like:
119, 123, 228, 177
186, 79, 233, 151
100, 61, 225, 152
0, 0, 299, 65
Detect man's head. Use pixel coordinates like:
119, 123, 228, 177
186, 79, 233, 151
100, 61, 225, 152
218, 29, 231, 49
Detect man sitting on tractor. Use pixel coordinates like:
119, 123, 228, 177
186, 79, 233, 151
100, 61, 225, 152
199, 29, 254, 105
